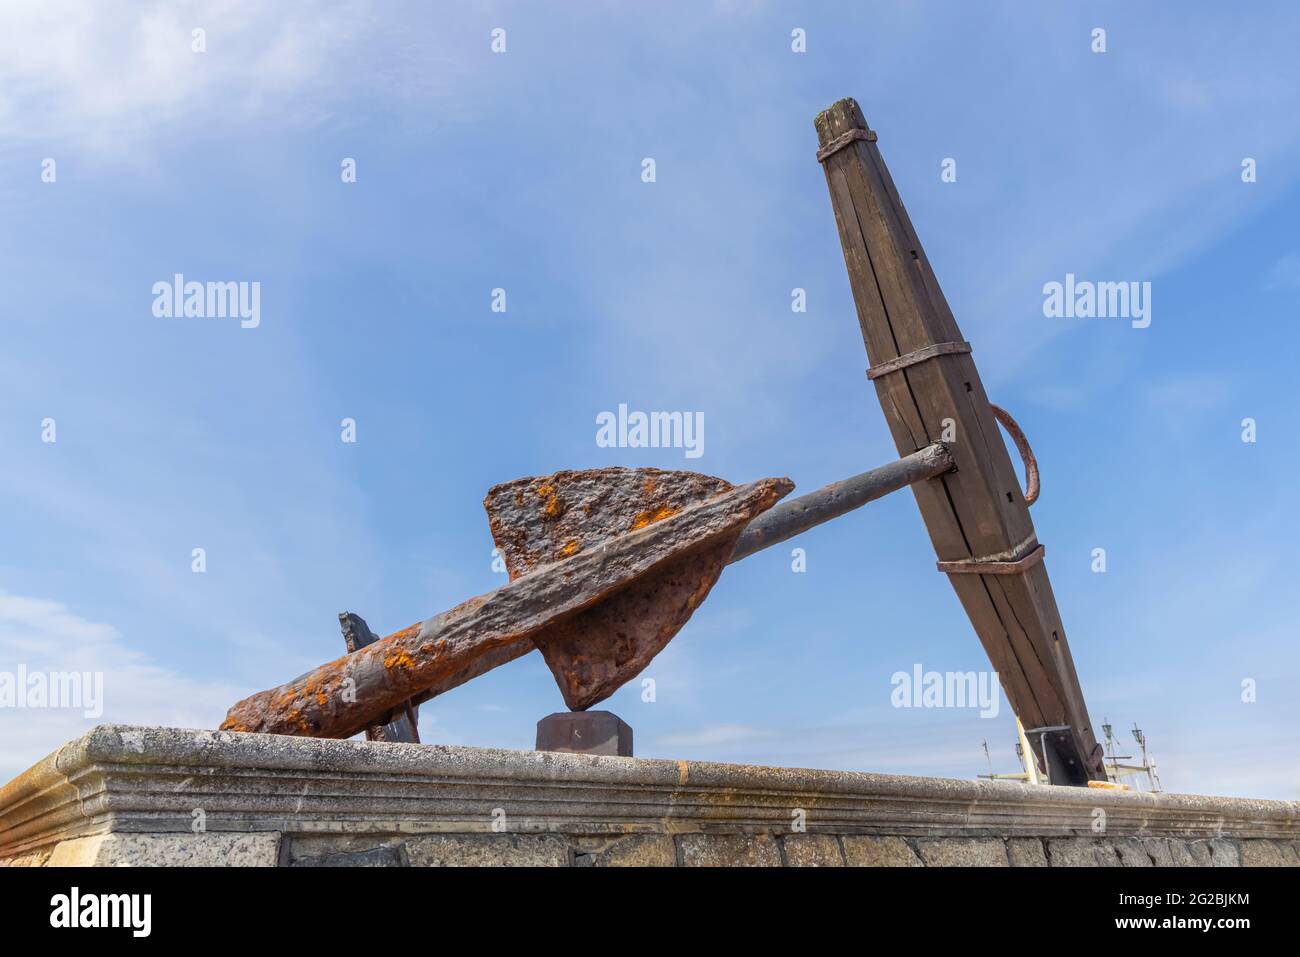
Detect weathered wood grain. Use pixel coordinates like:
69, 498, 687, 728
815, 97, 1104, 783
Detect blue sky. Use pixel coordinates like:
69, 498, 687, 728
1, 1, 1297, 798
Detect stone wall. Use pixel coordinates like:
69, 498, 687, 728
2, 725, 1297, 867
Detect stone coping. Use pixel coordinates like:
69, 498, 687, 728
2, 725, 1297, 859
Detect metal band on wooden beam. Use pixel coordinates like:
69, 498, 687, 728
867, 340, 972, 380
936, 543, 1044, 576
816, 127, 877, 163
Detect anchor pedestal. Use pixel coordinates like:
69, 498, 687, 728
535, 711, 633, 757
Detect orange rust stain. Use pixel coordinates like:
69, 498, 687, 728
561, 539, 581, 556
384, 650, 416, 670
533, 484, 566, 519
631, 505, 679, 530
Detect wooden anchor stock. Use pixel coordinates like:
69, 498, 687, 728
815, 98, 1105, 784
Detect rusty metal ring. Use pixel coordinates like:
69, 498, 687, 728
989, 404, 1039, 506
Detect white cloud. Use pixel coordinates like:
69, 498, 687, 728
0, 0, 363, 152
1264, 251, 1300, 291
0, 591, 241, 781
648, 712, 1014, 779
1141, 374, 1232, 414
655, 723, 776, 748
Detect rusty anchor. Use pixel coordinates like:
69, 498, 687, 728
221, 471, 792, 740
221, 444, 955, 743
220, 97, 1107, 784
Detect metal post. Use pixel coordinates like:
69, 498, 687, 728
729, 443, 952, 563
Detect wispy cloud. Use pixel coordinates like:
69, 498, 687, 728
648, 712, 1017, 778
0, 0, 365, 154
1141, 374, 1232, 415
655, 723, 777, 748
1264, 251, 1300, 291
0, 591, 241, 780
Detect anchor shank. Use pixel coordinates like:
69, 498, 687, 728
729, 443, 953, 564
